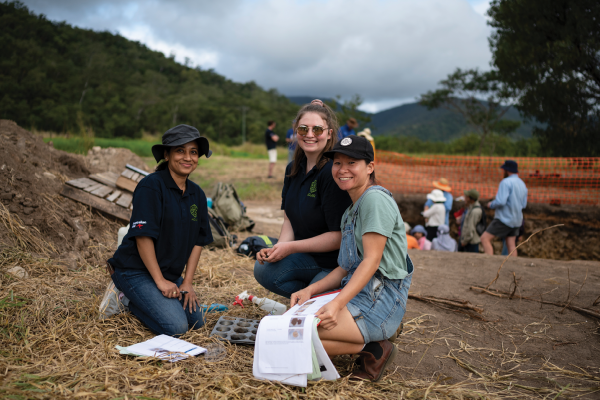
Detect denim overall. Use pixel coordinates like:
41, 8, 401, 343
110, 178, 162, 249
339, 186, 414, 343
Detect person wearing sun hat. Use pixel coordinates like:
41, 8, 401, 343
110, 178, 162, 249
424, 178, 453, 226
100, 124, 216, 337
290, 134, 413, 382
422, 188, 447, 241
481, 160, 528, 257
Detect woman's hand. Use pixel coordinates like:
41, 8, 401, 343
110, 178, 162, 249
290, 287, 314, 307
315, 300, 343, 330
179, 282, 200, 313
261, 242, 295, 264
156, 279, 180, 299
256, 247, 274, 264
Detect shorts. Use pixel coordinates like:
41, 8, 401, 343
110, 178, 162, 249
268, 149, 277, 163
486, 218, 520, 239
345, 256, 413, 343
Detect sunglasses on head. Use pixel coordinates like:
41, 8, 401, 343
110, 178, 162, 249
296, 125, 329, 137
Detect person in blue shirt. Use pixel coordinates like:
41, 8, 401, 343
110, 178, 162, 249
338, 117, 358, 140
423, 178, 453, 225
285, 126, 296, 164
481, 160, 528, 257
100, 125, 214, 337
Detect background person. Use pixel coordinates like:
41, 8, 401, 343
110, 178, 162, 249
285, 124, 296, 164
410, 225, 431, 250
101, 125, 213, 337
404, 222, 420, 250
338, 117, 358, 140
291, 135, 412, 382
265, 120, 279, 178
459, 189, 483, 253
253, 100, 352, 298
431, 224, 457, 252
423, 178, 453, 225
422, 189, 446, 241
481, 160, 528, 257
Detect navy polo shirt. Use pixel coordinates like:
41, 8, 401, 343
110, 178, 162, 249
108, 168, 213, 282
281, 159, 352, 269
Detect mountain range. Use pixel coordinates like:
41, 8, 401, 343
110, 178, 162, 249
288, 96, 538, 142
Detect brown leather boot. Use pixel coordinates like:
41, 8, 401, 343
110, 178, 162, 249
349, 340, 398, 382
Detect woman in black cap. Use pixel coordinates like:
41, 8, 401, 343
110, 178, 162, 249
100, 124, 214, 337
290, 135, 413, 381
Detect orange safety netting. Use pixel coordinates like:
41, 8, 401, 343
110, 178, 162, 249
375, 151, 600, 206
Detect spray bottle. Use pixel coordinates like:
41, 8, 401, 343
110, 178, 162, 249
233, 290, 287, 315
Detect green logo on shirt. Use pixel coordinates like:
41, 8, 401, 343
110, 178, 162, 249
307, 180, 317, 198
190, 204, 198, 221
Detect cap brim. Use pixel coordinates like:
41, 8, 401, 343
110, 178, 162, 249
323, 148, 373, 161
151, 137, 212, 163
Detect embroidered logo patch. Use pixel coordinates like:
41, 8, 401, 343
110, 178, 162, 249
190, 204, 198, 221
341, 137, 352, 146
307, 180, 317, 198
132, 220, 146, 229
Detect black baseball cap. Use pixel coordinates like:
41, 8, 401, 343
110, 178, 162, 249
151, 124, 212, 163
323, 135, 374, 162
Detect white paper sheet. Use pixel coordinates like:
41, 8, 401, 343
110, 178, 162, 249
285, 291, 340, 317
125, 334, 206, 362
256, 315, 314, 374
311, 318, 340, 381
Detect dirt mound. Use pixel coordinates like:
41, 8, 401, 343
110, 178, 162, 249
0, 120, 121, 267
85, 146, 149, 174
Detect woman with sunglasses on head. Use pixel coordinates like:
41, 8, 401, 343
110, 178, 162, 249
254, 100, 352, 298
290, 135, 413, 382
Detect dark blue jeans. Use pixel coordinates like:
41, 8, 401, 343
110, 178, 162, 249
111, 268, 205, 337
253, 253, 332, 299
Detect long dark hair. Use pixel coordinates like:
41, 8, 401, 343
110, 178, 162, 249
288, 103, 339, 178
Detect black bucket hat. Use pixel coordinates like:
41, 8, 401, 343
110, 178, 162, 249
323, 135, 374, 162
151, 124, 212, 163
500, 159, 518, 174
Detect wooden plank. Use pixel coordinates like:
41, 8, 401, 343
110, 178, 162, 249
116, 176, 137, 193
66, 177, 97, 189
91, 185, 114, 198
136, 174, 145, 182
83, 183, 104, 193
106, 190, 122, 202
89, 171, 119, 188
116, 193, 133, 208
130, 172, 140, 182
61, 185, 131, 222
121, 169, 135, 179
126, 164, 149, 176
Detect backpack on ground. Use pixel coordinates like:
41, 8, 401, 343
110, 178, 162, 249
207, 208, 236, 248
212, 182, 255, 232
236, 235, 278, 259
474, 205, 487, 236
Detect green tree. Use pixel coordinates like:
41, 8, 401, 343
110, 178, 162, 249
488, 0, 600, 156
326, 94, 372, 132
419, 68, 521, 156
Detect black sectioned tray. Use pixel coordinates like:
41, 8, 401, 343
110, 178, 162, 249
209, 316, 260, 345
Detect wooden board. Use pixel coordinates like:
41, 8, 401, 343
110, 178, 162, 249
116, 176, 137, 193
121, 169, 135, 179
83, 183, 104, 193
106, 190, 122, 202
136, 174, 145, 182
130, 172, 140, 182
116, 193, 133, 208
61, 185, 131, 222
90, 185, 114, 198
89, 171, 119, 188
66, 177, 98, 189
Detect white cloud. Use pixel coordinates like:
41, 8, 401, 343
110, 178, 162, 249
21, 0, 493, 112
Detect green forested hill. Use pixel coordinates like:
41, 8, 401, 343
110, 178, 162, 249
0, 2, 297, 144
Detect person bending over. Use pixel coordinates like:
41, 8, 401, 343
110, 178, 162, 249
291, 135, 413, 382
100, 125, 213, 336
254, 100, 352, 298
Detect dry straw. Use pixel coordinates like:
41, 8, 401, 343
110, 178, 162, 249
1, 233, 599, 398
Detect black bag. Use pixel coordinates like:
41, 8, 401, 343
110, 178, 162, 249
236, 235, 278, 259
474, 205, 487, 236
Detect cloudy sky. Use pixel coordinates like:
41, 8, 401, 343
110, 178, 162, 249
21, 0, 493, 113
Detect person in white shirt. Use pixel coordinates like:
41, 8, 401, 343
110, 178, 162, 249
422, 189, 446, 241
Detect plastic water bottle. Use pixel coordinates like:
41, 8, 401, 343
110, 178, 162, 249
248, 295, 287, 315
207, 197, 213, 208
117, 226, 129, 247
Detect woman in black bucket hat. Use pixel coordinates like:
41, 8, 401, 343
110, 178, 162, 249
100, 124, 216, 337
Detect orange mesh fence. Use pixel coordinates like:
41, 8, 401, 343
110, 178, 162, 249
375, 151, 600, 206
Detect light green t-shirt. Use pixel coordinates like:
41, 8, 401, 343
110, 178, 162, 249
340, 190, 408, 280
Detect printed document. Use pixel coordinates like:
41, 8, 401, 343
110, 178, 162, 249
122, 334, 206, 362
